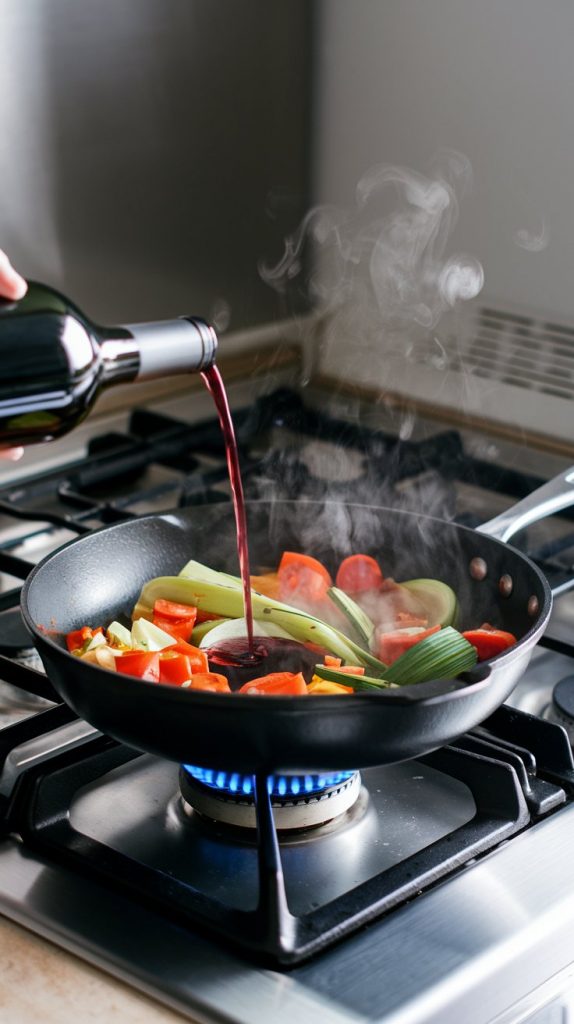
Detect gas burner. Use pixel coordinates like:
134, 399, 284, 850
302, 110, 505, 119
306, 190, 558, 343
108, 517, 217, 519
547, 675, 574, 742
179, 765, 362, 831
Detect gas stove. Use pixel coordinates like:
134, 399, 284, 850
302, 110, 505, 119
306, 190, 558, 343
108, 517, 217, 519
1, 379, 574, 1023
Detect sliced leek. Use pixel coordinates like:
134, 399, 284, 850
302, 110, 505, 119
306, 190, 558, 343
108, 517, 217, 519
313, 664, 396, 692
384, 626, 477, 686
135, 568, 387, 672
327, 586, 376, 648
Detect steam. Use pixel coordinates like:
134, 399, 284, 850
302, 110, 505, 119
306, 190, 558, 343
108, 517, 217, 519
514, 220, 549, 252
260, 150, 484, 333
254, 152, 487, 606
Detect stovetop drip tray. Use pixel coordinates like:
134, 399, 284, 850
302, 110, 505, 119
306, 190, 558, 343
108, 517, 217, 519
3, 705, 565, 966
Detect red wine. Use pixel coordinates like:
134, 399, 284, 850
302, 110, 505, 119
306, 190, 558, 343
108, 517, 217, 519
201, 364, 254, 649
0, 282, 217, 447
207, 637, 321, 689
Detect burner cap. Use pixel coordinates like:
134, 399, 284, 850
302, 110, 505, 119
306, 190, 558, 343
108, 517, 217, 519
180, 766, 362, 831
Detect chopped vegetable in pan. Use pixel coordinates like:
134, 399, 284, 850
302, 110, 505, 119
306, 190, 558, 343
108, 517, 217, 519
65, 551, 518, 694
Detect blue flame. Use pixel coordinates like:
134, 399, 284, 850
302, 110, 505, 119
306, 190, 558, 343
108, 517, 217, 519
182, 764, 355, 799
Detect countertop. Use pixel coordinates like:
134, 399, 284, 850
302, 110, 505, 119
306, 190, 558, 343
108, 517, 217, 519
0, 916, 189, 1023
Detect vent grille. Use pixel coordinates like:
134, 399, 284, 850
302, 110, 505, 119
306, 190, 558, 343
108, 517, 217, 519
434, 307, 574, 401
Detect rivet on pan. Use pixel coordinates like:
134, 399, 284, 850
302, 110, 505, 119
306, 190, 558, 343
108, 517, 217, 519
528, 595, 540, 617
499, 574, 513, 597
469, 557, 488, 581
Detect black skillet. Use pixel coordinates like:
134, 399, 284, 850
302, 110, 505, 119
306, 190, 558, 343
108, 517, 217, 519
21, 469, 574, 773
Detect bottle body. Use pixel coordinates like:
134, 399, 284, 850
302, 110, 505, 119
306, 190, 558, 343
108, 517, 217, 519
0, 282, 217, 447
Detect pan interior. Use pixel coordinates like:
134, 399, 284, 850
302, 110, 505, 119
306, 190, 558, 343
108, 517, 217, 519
24, 500, 548, 648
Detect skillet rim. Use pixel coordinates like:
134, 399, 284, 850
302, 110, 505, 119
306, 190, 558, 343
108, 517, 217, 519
20, 500, 553, 711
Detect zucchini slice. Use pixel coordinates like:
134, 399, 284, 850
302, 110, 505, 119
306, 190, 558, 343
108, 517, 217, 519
400, 579, 459, 628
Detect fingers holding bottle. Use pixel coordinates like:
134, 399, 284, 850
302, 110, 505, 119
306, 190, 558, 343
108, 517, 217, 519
0, 253, 27, 459
0, 251, 27, 302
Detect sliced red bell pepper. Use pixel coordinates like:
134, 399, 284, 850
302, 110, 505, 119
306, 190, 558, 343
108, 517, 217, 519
66, 626, 103, 653
159, 652, 193, 686
239, 671, 308, 696
115, 651, 160, 682
195, 609, 223, 624
153, 598, 197, 622
278, 552, 332, 602
335, 554, 383, 594
169, 639, 209, 673
325, 665, 365, 675
186, 672, 231, 693
462, 627, 517, 661
153, 615, 195, 642
378, 624, 441, 665
152, 599, 197, 642
320, 656, 364, 676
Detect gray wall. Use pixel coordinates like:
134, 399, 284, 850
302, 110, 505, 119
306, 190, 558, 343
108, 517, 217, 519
314, 0, 574, 323
0, 0, 312, 327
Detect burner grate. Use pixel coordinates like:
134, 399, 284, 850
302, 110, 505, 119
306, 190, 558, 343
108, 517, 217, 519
3, 713, 560, 965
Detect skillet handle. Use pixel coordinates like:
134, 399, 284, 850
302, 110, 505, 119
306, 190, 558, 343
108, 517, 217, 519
477, 466, 574, 543
477, 465, 574, 598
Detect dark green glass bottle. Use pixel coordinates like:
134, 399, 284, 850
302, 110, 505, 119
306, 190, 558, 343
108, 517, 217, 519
0, 282, 217, 446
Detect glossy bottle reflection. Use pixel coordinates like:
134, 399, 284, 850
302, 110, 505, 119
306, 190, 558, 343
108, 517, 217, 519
0, 281, 217, 446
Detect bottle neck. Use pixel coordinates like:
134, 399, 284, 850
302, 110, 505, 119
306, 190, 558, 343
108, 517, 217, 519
100, 317, 217, 384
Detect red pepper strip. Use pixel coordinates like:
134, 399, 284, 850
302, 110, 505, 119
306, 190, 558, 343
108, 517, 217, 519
195, 609, 223, 624
239, 671, 308, 696
325, 665, 365, 675
168, 639, 209, 673
462, 628, 517, 661
65, 626, 103, 653
187, 672, 231, 693
66, 626, 92, 652
159, 652, 193, 686
278, 552, 332, 602
153, 598, 197, 622
378, 624, 441, 665
115, 651, 160, 682
153, 615, 195, 642
335, 554, 383, 594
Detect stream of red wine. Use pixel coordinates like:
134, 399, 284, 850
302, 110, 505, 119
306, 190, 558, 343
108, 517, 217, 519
201, 365, 254, 651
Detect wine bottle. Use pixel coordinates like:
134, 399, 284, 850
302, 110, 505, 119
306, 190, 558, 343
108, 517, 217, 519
0, 281, 218, 447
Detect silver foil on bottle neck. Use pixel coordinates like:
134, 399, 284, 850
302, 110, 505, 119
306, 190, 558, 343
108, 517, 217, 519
124, 317, 217, 382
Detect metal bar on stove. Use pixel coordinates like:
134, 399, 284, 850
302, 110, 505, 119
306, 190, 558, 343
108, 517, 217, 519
7, 736, 536, 966
0, 500, 93, 536
253, 773, 297, 955
0, 654, 59, 703
0, 551, 35, 579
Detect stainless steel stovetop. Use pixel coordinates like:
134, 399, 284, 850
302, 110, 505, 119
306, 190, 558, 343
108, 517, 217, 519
0, 376, 574, 1024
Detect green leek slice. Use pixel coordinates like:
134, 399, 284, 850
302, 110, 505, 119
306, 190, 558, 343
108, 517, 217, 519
384, 626, 477, 685
135, 568, 387, 672
312, 664, 395, 692
327, 586, 376, 647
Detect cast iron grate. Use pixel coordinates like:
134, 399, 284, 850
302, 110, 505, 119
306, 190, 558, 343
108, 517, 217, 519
0, 705, 569, 966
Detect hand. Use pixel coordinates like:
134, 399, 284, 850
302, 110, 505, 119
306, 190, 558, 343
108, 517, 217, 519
0, 250, 27, 301
0, 252, 27, 460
